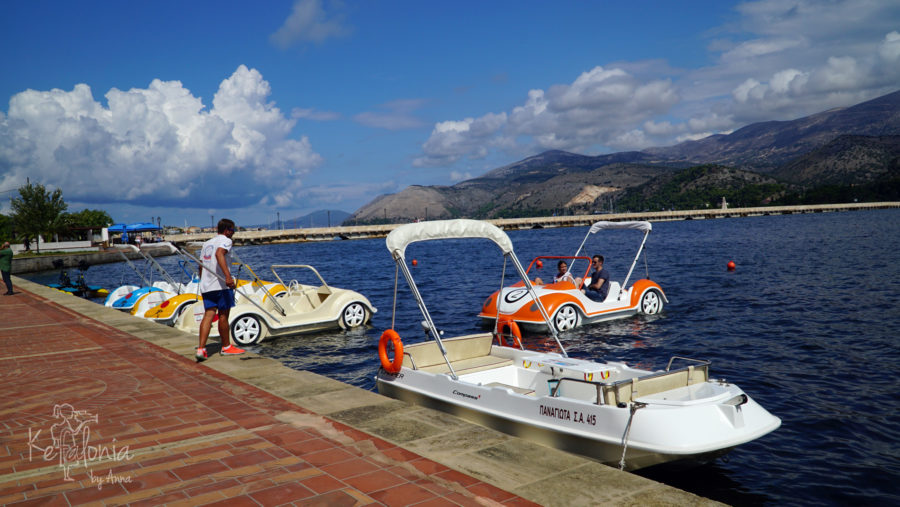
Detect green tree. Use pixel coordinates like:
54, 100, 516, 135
0, 214, 12, 241
10, 182, 68, 253
65, 209, 114, 228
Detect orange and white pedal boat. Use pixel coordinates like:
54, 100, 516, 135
479, 221, 667, 333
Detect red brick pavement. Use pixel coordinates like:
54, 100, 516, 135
0, 290, 538, 506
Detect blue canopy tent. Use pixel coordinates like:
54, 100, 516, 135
126, 223, 161, 232
108, 223, 160, 244
108, 223, 161, 232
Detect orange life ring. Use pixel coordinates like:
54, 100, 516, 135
496, 318, 522, 348
379, 329, 404, 374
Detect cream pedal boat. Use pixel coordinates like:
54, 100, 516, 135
174, 263, 376, 345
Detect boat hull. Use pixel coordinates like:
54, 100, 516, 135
377, 377, 733, 470
375, 349, 780, 471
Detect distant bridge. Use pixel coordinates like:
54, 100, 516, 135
164, 201, 900, 247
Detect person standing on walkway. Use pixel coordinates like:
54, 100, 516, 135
196, 219, 244, 361
1, 242, 13, 295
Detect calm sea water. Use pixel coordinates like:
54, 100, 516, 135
24, 209, 900, 505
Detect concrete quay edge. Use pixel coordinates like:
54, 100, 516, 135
10, 276, 722, 506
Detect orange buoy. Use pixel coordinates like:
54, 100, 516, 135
411, 259, 418, 266
496, 318, 523, 348
536, 260, 543, 269
727, 260, 736, 271
378, 329, 404, 374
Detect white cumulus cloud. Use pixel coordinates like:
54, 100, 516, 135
879, 31, 900, 61
0, 65, 323, 211
413, 112, 507, 167
697, 0, 900, 123
415, 1, 900, 167
416, 65, 679, 165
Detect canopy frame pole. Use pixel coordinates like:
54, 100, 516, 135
391, 262, 399, 330
137, 243, 179, 290
510, 253, 567, 358
569, 228, 594, 278
394, 252, 457, 379
115, 246, 152, 286
492, 257, 507, 333
231, 250, 287, 317
619, 230, 650, 300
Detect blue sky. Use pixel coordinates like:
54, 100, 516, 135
2, 0, 899, 227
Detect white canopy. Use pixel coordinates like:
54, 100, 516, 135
588, 220, 652, 234
386, 219, 514, 259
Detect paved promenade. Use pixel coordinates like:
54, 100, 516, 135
0, 278, 718, 506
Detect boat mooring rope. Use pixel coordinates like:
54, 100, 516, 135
618, 401, 647, 470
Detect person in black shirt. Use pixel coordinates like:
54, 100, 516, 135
583, 255, 609, 302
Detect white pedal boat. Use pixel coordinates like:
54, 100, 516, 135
174, 263, 376, 345
375, 219, 781, 471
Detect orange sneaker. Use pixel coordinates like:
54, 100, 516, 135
221, 344, 245, 355
195, 347, 208, 362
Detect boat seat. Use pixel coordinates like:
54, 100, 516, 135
602, 364, 709, 405
283, 290, 318, 312
603, 282, 622, 302
418, 355, 513, 375
404, 333, 511, 375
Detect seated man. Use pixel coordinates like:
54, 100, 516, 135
582, 255, 610, 302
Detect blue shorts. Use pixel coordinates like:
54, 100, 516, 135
202, 289, 235, 311
584, 289, 607, 302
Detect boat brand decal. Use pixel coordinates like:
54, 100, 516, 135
452, 390, 480, 401
600, 371, 610, 380
504, 289, 529, 303
523, 360, 532, 368
584, 373, 593, 381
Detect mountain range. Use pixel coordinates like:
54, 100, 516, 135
346, 90, 900, 223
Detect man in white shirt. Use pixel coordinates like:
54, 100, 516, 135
196, 218, 244, 361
